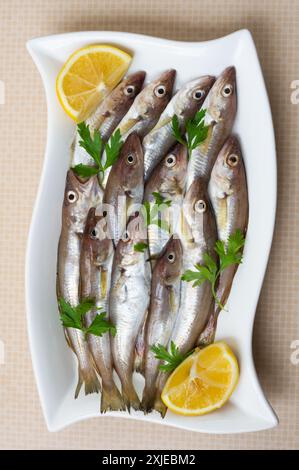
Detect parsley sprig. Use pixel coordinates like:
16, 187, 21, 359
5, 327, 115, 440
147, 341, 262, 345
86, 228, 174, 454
58, 298, 116, 340
134, 242, 148, 253
172, 109, 209, 158
151, 341, 194, 373
73, 122, 123, 179
181, 229, 245, 310
141, 192, 172, 232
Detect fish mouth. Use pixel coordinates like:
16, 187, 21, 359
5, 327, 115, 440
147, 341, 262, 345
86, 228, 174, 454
195, 75, 216, 90
68, 168, 96, 186
220, 66, 236, 84
157, 69, 176, 88
222, 135, 241, 155
127, 70, 146, 88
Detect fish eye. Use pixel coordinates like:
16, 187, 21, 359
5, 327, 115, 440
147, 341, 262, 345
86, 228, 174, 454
154, 85, 166, 98
165, 154, 177, 168
67, 190, 78, 203
226, 153, 239, 167
167, 252, 176, 263
90, 228, 98, 239
124, 85, 135, 96
222, 84, 234, 97
126, 153, 136, 165
122, 230, 130, 242
194, 199, 207, 213
193, 89, 205, 100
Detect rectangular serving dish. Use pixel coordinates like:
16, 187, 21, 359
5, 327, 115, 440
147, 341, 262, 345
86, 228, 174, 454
26, 29, 278, 433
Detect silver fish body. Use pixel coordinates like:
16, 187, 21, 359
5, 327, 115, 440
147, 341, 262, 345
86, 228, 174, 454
103, 132, 144, 246
80, 208, 125, 412
154, 178, 217, 416
71, 72, 146, 167
115, 69, 176, 141
109, 214, 151, 410
101, 70, 176, 188
143, 75, 215, 180
141, 236, 183, 413
199, 136, 248, 345
144, 144, 187, 264
187, 67, 237, 189
57, 170, 102, 397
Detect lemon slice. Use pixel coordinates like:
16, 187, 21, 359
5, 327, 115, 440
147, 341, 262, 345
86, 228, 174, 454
56, 44, 132, 122
161, 342, 239, 416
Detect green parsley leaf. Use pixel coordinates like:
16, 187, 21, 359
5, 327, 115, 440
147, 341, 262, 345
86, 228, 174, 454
75, 123, 123, 178
140, 192, 171, 231
103, 129, 123, 170
171, 115, 186, 146
152, 191, 171, 207
85, 312, 116, 338
77, 122, 102, 166
58, 298, 116, 339
171, 109, 209, 159
150, 342, 194, 373
134, 242, 148, 253
181, 229, 246, 310
73, 164, 100, 178
58, 298, 82, 330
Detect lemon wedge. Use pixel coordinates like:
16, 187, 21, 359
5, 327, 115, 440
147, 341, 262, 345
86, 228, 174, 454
56, 44, 132, 122
161, 342, 239, 416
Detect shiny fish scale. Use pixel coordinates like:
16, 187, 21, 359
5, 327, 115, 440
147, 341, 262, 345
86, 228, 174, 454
143, 76, 215, 180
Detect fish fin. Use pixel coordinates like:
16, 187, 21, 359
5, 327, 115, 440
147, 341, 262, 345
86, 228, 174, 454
101, 383, 126, 413
140, 399, 153, 414
141, 387, 155, 414
63, 328, 74, 351
151, 116, 172, 132
197, 121, 215, 154
118, 118, 139, 136
197, 310, 217, 347
122, 382, 141, 412
75, 365, 100, 399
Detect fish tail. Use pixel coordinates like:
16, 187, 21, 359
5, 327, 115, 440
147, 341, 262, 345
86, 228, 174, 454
75, 365, 101, 399
141, 393, 154, 414
122, 381, 141, 412
101, 383, 126, 413
153, 395, 167, 418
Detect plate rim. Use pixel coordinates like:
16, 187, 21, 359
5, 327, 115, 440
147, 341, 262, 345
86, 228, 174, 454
25, 28, 278, 434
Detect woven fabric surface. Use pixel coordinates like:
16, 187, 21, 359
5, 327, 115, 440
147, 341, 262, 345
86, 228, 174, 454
0, 0, 298, 450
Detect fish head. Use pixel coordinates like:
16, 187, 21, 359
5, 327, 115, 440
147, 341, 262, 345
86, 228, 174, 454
81, 207, 113, 265
176, 75, 216, 118
160, 144, 188, 194
182, 178, 215, 244
115, 212, 147, 266
117, 132, 144, 198
62, 170, 101, 232
213, 136, 244, 193
140, 69, 176, 117
114, 71, 146, 107
157, 235, 183, 284
207, 66, 237, 123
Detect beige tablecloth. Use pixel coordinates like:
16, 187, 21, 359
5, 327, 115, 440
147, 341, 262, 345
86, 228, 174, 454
0, 0, 298, 450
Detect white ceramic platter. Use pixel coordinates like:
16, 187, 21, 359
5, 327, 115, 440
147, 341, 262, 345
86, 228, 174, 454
26, 29, 278, 433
